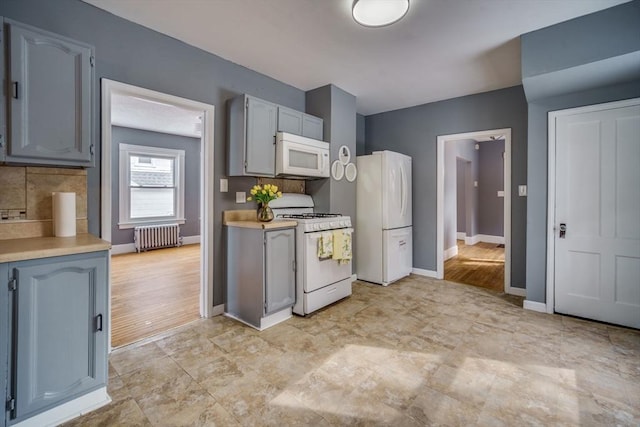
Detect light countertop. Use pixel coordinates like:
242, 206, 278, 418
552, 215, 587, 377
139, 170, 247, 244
0, 234, 111, 263
223, 209, 297, 230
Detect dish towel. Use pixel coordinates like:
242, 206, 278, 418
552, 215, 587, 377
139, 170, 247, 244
332, 229, 352, 265
317, 231, 333, 259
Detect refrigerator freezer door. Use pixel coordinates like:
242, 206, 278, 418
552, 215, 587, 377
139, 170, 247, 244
382, 152, 412, 229
383, 226, 413, 284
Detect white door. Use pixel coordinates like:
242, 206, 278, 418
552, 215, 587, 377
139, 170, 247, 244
382, 151, 412, 229
383, 226, 413, 284
553, 100, 640, 328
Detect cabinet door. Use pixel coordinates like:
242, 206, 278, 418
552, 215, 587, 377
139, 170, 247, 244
0, 22, 6, 162
302, 114, 323, 140
0, 264, 8, 427
10, 253, 107, 422
277, 106, 303, 135
264, 228, 295, 314
245, 96, 277, 176
6, 20, 94, 167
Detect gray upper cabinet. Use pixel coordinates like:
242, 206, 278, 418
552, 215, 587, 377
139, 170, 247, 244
264, 228, 296, 314
277, 106, 324, 140
6, 251, 107, 424
302, 114, 323, 140
227, 94, 277, 177
277, 106, 303, 135
0, 22, 6, 163
3, 19, 95, 167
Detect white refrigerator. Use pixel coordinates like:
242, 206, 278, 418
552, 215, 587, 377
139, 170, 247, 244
356, 150, 412, 285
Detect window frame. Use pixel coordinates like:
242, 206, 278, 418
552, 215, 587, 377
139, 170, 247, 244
118, 143, 186, 229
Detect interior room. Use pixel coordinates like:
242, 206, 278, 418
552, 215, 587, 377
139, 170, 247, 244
0, 0, 638, 426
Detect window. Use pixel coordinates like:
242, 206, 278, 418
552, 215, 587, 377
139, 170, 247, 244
119, 144, 185, 228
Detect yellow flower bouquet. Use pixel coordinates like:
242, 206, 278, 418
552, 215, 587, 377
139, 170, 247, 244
247, 184, 283, 205
247, 184, 282, 222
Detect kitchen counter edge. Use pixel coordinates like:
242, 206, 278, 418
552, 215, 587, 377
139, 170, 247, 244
0, 234, 111, 263
223, 220, 298, 230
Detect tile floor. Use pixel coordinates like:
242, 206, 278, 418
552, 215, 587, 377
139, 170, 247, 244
64, 276, 640, 426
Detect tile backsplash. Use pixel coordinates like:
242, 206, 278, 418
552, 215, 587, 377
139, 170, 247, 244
0, 166, 88, 240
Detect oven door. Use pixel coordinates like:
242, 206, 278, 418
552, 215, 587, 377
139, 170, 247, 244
303, 230, 352, 292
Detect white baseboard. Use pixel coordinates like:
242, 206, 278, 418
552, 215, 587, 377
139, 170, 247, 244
13, 387, 110, 427
506, 286, 527, 297
211, 304, 225, 316
456, 232, 466, 240
444, 245, 458, 261
111, 243, 136, 255
182, 235, 201, 245
412, 268, 439, 278
523, 300, 547, 313
111, 236, 200, 255
464, 234, 505, 246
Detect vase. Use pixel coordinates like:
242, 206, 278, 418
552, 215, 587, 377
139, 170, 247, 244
257, 204, 274, 222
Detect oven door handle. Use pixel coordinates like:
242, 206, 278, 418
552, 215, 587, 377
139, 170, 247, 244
307, 228, 354, 240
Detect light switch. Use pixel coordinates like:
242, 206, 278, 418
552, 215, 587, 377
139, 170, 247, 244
220, 178, 228, 193
474, 181, 478, 187
497, 190, 505, 197
236, 192, 246, 203
519, 185, 527, 197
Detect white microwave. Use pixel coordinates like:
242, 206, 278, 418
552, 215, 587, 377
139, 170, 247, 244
276, 132, 330, 178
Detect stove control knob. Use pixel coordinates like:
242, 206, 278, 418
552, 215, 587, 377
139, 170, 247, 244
313, 224, 320, 231
341, 221, 348, 227
330, 222, 338, 228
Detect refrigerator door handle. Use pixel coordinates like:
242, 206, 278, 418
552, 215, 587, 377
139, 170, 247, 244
400, 164, 407, 218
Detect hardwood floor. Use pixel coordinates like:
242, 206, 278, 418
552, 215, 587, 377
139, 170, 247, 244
444, 240, 504, 292
111, 244, 200, 348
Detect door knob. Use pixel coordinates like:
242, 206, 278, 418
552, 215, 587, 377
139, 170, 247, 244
559, 223, 566, 239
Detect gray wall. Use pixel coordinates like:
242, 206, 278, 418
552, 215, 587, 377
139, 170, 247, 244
110, 126, 200, 246
0, 0, 306, 307
444, 139, 477, 251
356, 114, 366, 156
365, 86, 528, 288
478, 139, 505, 237
521, 0, 640, 303
456, 159, 466, 233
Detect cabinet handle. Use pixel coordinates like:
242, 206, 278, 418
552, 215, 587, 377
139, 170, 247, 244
12, 82, 19, 99
96, 314, 103, 332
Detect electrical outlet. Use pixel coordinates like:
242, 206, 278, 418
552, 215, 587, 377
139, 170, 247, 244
220, 178, 228, 193
236, 192, 246, 203
474, 181, 478, 187
519, 185, 527, 196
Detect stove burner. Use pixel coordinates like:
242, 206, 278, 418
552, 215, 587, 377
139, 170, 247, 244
277, 213, 342, 219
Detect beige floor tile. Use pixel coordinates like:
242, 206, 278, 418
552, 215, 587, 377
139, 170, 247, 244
61, 277, 640, 426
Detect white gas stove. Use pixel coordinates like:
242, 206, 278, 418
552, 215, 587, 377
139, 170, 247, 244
271, 195, 354, 316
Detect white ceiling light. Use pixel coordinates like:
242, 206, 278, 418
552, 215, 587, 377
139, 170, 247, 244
352, 0, 410, 27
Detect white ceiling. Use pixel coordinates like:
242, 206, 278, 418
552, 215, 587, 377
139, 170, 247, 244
85, 0, 629, 115
111, 93, 203, 138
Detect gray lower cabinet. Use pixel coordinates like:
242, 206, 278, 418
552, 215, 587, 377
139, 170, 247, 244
226, 226, 296, 329
227, 94, 277, 177
2, 18, 95, 167
277, 106, 324, 140
2, 251, 108, 425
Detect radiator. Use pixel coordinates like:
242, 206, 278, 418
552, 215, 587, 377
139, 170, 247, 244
134, 224, 182, 252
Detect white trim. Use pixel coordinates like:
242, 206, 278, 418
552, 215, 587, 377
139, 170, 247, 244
508, 287, 527, 297
101, 79, 216, 353
523, 300, 547, 313
464, 234, 480, 246
12, 387, 110, 427
182, 235, 201, 245
444, 245, 458, 261
211, 303, 225, 316
546, 97, 640, 316
437, 128, 513, 291
411, 268, 439, 278
110, 243, 136, 255
118, 143, 185, 229
456, 232, 466, 240
465, 234, 505, 245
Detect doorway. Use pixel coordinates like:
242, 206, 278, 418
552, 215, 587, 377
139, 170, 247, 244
100, 80, 215, 349
547, 98, 640, 328
436, 128, 522, 296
